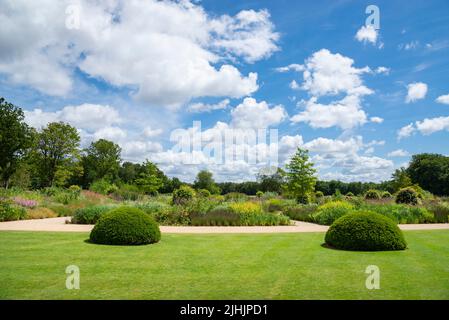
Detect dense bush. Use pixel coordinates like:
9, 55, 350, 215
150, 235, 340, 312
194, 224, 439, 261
111, 184, 142, 201
256, 191, 264, 198
0, 200, 27, 221
357, 203, 433, 224
172, 185, 196, 205
396, 187, 419, 205
345, 192, 354, 197
90, 179, 118, 195
90, 207, 161, 245
365, 189, 381, 200
426, 202, 449, 223
191, 205, 240, 226
191, 202, 290, 226
266, 198, 290, 212
134, 201, 190, 226
315, 191, 324, 198
311, 201, 354, 225
261, 192, 278, 200
325, 211, 407, 251
381, 191, 392, 198
72, 205, 117, 224
197, 189, 211, 198
283, 204, 317, 222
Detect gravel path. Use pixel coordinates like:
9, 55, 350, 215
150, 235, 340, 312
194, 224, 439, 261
0, 217, 448, 233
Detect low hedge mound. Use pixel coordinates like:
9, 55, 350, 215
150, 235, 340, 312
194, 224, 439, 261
89, 207, 161, 245
325, 211, 407, 251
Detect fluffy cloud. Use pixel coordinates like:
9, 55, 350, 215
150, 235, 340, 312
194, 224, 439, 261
387, 149, 409, 157
288, 49, 375, 130
230, 97, 287, 129
0, 0, 279, 107
24, 104, 121, 130
370, 116, 384, 123
436, 94, 449, 105
397, 123, 416, 140
300, 49, 373, 97
209, 9, 280, 63
142, 126, 163, 138
375, 66, 390, 75
275, 64, 304, 73
415, 116, 449, 135
289, 80, 300, 90
405, 82, 428, 103
291, 95, 367, 129
355, 25, 378, 44
187, 99, 230, 113
302, 136, 393, 182
397, 116, 449, 139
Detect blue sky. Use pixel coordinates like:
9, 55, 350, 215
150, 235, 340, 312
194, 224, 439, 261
1, 0, 448, 182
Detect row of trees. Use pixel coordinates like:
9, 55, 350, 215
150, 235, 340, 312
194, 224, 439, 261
1, 97, 448, 197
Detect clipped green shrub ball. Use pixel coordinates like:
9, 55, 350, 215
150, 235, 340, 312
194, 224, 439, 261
365, 189, 381, 200
325, 211, 407, 251
90, 207, 161, 245
395, 187, 419, 205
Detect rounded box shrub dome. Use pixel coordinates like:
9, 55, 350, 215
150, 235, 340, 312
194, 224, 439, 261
90, 206, 161, 245
325, 211, 407, 251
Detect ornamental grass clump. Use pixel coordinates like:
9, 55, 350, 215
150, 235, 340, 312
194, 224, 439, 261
311, 201, 354, 225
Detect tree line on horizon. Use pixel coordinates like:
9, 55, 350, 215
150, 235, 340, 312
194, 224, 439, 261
2, 97, 449, 197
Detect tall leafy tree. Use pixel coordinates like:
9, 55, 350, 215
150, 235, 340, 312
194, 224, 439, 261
285, 148, 317, 203
193, 170, 220, 194
391, 167, 412, 192
134, 160, 165, 195
0, 98, 33, 188
406, 153, 449, 195
33, 122, 81, 187
83, 139, 121, 185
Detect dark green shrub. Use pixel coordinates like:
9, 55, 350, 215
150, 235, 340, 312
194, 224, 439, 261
172, 185, 195, 205
311, 201, 354, 225
197, 189, 211, 198
283, 204, 317, 222
315, 191, 324, 198
325, 211, 407, 251
256, 191, 264, 198
90, 179, 118, 195
0, 200, 27, 221
381, 191, 392, 198
345, 192, 354, 197
90, 207, 161, 245
396, 187, 419, 205
365, 189, 381, 200
72, 205, 117, 224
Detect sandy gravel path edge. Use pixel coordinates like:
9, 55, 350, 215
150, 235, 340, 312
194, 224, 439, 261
0, 217, 448, 233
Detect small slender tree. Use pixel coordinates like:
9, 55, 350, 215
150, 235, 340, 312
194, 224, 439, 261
285, 148, 317, 204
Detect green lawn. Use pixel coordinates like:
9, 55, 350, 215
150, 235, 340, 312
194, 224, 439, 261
0, 230, 448, 299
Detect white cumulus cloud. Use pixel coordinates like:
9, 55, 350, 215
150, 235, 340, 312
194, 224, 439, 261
405, 82, 428, 103
355, 25, 378, 44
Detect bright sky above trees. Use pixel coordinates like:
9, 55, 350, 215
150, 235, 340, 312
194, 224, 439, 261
1, 0, 448, 182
